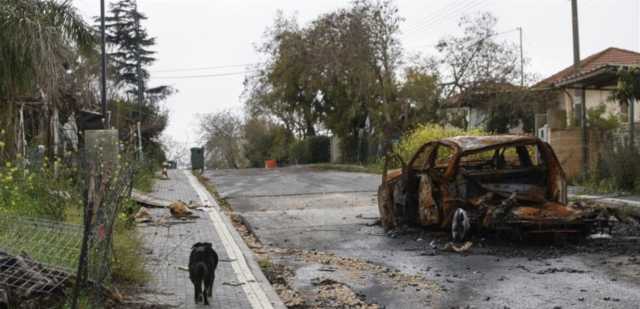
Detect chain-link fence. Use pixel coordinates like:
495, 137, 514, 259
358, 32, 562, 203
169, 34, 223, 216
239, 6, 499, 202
0, 130, 138, 308
0, 216, 82, 307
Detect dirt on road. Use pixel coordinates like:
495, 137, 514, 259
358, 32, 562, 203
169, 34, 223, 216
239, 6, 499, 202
204, 166, 640, 309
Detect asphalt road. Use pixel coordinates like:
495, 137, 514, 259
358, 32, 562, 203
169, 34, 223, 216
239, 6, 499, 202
205, 166, 640, 309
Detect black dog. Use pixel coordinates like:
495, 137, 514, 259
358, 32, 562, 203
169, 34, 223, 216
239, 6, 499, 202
189, 242, 219, 305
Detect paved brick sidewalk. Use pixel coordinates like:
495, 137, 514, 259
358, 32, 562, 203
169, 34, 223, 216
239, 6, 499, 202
132, 169, 284, 309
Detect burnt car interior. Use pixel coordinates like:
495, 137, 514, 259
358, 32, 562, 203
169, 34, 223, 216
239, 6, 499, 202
454, 143, 549, 205
407, 142, 551, 206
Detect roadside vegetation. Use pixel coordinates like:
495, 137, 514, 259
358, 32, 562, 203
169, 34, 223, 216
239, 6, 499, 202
576, 76, 640, 195
1, 0, 172, 305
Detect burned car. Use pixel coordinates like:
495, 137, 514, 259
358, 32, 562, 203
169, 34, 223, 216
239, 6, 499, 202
378, 135, 610, 238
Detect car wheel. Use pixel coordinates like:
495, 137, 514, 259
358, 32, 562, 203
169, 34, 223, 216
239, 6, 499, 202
451, 208, 471, 242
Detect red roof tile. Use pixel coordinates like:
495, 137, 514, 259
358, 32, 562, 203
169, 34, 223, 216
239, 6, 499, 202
536, 47, 640, 87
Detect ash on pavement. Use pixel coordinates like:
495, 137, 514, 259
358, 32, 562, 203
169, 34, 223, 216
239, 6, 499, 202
204, 166, 640, 309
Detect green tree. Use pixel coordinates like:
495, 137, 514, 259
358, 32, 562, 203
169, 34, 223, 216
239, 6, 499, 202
398, 57, 441, 129
103, 0, 174, 106
103, 0, 173, 162
244, 13, 321, 138
242, 116, 291, 167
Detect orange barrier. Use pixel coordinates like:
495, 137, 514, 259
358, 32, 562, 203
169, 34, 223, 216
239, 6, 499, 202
265, 159, 277, 169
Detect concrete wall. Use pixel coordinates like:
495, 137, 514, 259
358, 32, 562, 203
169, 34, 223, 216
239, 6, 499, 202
549, 128, 600, 179
330, 136, 342, 163
550, 89, 640, 128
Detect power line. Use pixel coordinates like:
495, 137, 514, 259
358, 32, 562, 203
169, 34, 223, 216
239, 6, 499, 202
402, 0, 468, 35
403, 0, 485, 38
419, 0, 484, 31
152, 69, 260, 80
404, 27, 518, 51
151, 62, 262, 73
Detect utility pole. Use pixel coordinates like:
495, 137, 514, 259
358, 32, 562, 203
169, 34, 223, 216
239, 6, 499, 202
100, 0, 108, 128
571, 0, 588, 174
517, 27, 524, 87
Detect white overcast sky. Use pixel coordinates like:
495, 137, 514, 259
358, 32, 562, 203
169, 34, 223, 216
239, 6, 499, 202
72, 0, 640, 149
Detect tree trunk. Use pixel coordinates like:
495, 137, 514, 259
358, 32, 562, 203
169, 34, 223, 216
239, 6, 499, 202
630, 98, 635, 148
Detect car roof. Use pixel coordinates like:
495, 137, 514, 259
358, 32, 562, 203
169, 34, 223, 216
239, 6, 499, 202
440, 135, 540, 153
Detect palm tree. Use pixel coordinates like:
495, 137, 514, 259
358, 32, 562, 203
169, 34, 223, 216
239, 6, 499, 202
0, 0, 95, 156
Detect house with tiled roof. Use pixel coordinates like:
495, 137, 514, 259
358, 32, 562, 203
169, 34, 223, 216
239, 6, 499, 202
535, 47, 640, 178
537, 47, 640, 130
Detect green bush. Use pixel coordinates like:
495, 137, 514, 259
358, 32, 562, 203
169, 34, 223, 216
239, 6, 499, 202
0, 157, 82, 220
394, 124, 487, 162
289, 139, 311, 164
243, 118, 292, 167
596, 142, 640, 193
587, 104, 621, 131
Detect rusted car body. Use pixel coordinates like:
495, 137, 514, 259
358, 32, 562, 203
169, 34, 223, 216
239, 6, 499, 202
378, 135, 608, 237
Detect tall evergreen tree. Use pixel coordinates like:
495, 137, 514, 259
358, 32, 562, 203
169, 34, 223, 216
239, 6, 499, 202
102, 0, 172, 104
101, 0, 172, 163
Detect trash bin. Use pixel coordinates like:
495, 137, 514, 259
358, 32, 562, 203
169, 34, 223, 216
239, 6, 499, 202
190, 147, 204, 170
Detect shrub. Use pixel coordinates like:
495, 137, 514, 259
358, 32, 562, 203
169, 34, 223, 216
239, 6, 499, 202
598, 142, 640, 192
288, 139, 310, 164
0, 157, 82, 220
243, 118, 292, 167
394, 124, 487, 162
587, 104, 621, 132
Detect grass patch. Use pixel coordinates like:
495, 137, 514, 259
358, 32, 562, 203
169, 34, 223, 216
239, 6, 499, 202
308, 163, 381, 174
133, 168, 156, 193
111, 218, 149, 285
257, 256, 273, 272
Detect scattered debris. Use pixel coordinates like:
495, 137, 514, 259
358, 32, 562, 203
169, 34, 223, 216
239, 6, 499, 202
222, 281, 245, 287
443, 241, 473, 253
131, 189, 173, 208
588, 232, 612, 239
0, 251, 69, 306
134, 207, 153, 223
311, 277, 379, 309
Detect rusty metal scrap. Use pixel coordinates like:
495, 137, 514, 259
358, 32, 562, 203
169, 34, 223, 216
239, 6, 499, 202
378, 135, 610, 238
